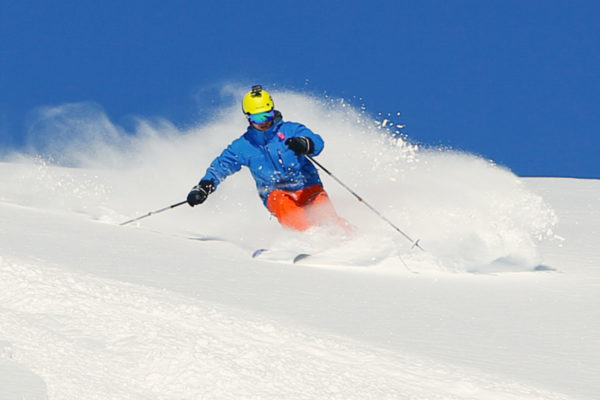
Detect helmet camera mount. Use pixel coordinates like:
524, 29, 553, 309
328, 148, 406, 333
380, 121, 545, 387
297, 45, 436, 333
251, 85, 263, 97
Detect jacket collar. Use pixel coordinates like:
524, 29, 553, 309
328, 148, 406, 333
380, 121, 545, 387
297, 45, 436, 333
245, 119, 283, 145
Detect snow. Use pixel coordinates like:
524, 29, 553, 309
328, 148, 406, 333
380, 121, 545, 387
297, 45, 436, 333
1, 90, 598, 399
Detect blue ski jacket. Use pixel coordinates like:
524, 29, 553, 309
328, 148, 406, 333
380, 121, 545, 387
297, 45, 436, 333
201, 115, 325, 205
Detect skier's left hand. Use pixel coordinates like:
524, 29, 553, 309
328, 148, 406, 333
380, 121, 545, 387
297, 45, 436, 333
285, 136, 314, 156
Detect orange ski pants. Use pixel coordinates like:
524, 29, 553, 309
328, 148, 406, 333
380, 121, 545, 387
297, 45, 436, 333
266, 185, 346, 231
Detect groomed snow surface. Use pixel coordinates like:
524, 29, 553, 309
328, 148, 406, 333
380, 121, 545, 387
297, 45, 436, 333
1, 90, 598, 399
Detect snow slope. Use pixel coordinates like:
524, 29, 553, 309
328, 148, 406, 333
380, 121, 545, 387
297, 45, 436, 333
1, 90, 598, 399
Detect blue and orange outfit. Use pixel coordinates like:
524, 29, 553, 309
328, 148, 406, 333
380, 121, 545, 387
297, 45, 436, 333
187, 111, 346, 231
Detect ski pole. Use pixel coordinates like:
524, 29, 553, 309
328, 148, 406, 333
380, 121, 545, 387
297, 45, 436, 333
120, 200, 187, 226
305, 155, 424, 251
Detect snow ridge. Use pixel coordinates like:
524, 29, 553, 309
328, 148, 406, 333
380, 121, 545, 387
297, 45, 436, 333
1, 89, 593, 399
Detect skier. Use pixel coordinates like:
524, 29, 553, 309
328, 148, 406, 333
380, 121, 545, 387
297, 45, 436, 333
186, 85, 348, 232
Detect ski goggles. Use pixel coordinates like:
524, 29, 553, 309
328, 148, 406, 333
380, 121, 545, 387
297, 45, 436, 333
248, 110, 275, 124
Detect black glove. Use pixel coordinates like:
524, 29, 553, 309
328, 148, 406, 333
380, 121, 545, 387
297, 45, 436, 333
285, 136, 314, 156
187, 179, 215, 207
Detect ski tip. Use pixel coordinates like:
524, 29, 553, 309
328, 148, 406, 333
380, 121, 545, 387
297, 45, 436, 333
252, 248, 268, 258
292, 253, 312, 264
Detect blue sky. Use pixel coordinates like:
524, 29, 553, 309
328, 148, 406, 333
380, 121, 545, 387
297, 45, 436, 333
1, 1, 598, 178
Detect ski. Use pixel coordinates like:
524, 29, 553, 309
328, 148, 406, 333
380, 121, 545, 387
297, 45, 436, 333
251, 248, 379, 267
251, 247, 418, 272
292, 253, 312, 263
251, 248, 269, 258
252, 248, 312, 264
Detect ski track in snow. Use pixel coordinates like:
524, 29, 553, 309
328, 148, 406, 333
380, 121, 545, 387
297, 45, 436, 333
0, 257, 570, 400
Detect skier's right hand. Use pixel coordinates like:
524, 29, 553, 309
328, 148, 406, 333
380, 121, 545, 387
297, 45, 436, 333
187, 179, 215, 207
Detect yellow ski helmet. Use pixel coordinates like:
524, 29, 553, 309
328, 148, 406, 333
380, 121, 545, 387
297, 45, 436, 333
242, 85, 274, 115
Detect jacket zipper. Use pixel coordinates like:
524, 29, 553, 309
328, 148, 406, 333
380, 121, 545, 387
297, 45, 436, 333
263, 130, 283, 174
